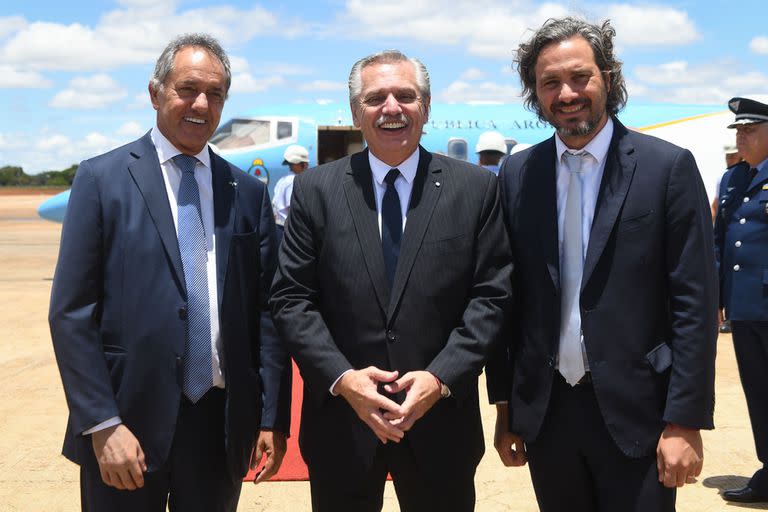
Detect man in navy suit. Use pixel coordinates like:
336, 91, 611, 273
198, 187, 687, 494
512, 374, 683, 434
716, 96, 768, 503
49, 33, 290, 511
486, 17, 717, 511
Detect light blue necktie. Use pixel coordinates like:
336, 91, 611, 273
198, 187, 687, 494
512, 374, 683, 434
558, 151, 587, 386
174, 154, 213, 403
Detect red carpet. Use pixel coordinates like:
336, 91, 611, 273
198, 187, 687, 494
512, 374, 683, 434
244, 360, 309, 481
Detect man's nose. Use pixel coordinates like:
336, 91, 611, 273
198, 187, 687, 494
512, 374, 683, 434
381, 93, 402, 114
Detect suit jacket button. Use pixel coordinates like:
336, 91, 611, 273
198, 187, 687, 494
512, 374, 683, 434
178, 307, 188, 320
547, 357, 555, 367
386, 329, 396, 342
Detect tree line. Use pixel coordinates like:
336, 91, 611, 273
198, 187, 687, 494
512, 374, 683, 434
0, 165, 77, 187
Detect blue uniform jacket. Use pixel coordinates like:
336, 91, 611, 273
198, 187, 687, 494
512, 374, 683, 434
715, 159, 768, 320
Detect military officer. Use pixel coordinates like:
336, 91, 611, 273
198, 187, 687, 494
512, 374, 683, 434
716, 96, 768, 504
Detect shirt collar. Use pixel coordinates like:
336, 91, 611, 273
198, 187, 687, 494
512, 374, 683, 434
555, 117, 614, 166
151, 125, 212, 169
368, 148, 420, 186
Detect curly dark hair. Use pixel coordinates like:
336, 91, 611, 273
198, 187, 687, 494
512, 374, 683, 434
516, 17, 627, 121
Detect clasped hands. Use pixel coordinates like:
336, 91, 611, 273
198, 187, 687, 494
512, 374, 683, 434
335, 366, 442, 443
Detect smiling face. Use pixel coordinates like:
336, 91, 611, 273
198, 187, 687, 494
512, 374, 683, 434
149, 46, 227, 155
351, 60, 429, 167
534, 36, 610, 149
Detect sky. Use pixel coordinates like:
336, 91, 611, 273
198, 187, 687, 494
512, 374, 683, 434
1, 0, 767, 174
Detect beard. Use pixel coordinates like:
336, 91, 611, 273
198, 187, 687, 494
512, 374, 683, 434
545, 96, 608, 140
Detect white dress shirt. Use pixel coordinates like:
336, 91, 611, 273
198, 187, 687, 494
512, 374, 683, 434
84, 127, 225, 435
369, 148, 419, 236
272, 173, 296, 226
555, 118, 614, 265
554, 118, 614, 375
328, 148, 419, 395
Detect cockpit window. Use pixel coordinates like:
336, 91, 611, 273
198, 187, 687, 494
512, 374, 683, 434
277, 121, 293, 140
447, 138, 468, 161
210, 119, 271, 149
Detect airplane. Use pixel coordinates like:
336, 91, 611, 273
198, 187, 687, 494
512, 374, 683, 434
37, 102, 733, 223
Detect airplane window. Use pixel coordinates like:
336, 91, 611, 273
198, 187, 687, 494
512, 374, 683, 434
210, 119, 271, 150
277, 121, 293, 140
447, 138, 468, 161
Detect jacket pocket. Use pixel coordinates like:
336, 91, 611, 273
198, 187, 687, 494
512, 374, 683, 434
646, 342, 672, 373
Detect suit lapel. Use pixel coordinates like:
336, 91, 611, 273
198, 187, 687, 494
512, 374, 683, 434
343, 150, 390, 314
211, 152, 236, 309
535, 138, 561, 292
582, 120, 637, 288
388, 147, 442, 319
747, 164, 768, 193
127, 133, 185, 293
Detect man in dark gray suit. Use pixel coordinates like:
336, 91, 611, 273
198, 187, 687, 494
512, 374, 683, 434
486, 17, 717, 511
271, 50, 512, 511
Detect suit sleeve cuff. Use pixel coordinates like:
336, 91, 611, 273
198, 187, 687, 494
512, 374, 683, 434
330, 369, 354, 396
82, 416, 122, 435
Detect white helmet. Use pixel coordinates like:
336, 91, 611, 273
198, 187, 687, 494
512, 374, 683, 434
475, 131, 507, 154
510, 143, 533, 155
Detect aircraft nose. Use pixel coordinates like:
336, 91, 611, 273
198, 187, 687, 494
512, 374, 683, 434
37, 190, 70, 223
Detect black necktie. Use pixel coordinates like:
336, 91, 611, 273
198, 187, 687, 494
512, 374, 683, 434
382, 168, 402, 287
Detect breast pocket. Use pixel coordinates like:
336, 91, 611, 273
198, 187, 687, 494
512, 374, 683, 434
422, 233, 471, 255
617, 210, 654, 235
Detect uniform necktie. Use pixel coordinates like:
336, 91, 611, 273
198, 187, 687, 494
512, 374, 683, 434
382, 168, 402, 287
174, 154, 213, 403
559, 151, 587, 386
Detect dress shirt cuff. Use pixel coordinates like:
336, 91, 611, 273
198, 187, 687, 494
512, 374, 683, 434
82, 416, 122, 435
329, 369, 354, 396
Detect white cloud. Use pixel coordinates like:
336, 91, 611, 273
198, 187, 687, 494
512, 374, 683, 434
50, 74, 127, 109
630, 60, 768, 104
230, 73, 285, 94
0, 16, 27, 39
338, 0, 568, 59
603, 4, 699, 46
337, 1, 696, 59
634, 61, 722, 86
750, 36, 768, 54
298, 80, 346, 92
0, 65, 51, 88
116, 121, 145, 137
316, 98, 335, 105
0, 5, 286, 72
5, 129, 133, 173
439, 80, 521, 104
459, 68, 486, 81
37, 134, 70, 151
229, 56, 250, 74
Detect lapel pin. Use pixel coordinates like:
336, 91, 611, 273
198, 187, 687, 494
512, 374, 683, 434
229, 181, 238, 188
435, 181, 441, 187
762, 184, 768, 190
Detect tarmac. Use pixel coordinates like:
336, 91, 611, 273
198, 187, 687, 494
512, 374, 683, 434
0, 191, 764, 511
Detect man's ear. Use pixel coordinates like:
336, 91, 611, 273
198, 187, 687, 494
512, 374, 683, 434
351, 102, 361, 128
149, 83, 160, 111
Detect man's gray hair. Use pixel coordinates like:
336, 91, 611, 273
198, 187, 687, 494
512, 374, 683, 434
348, 50, 431, 106
516, 17, 627, 120
150, 33, 232, 98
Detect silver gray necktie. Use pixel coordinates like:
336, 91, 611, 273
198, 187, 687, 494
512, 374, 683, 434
558, 151, 587, 386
